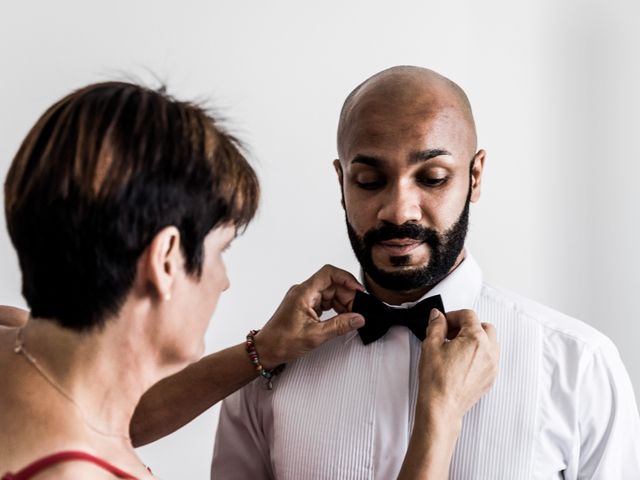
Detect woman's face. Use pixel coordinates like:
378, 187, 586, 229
167, 224, 236, 362
195, 224, 236, 321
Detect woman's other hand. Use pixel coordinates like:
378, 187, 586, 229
398, 309, 499, 479
419, 308, 499, 424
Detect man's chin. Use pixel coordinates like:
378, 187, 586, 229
375, 264, 425, 274
364, 265, 432, 293
372, 255, 430, 272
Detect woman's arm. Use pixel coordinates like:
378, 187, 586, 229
130, 342, 260, 446
398, 309, 499, 479
398, 411, 462, 480
130, 265, 365, 446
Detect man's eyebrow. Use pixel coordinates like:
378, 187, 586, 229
350, 154, 384, 167
408, 148, 452, 164
350, 149, 451, 167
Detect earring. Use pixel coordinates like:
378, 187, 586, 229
164, 293, 172, 301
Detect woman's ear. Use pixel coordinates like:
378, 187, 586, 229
142, 226, 183, 301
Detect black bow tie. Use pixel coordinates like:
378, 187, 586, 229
352, 290, 445, 345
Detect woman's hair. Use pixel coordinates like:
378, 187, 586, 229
4, 81, 259, 331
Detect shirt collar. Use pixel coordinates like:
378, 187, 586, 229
344, 250, 483, 344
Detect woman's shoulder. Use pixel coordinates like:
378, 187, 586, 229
2, 450, 144, 480
0, 306, 28, 328
11, 459, 121, 480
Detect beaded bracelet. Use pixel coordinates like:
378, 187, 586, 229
245, 329, 285, 390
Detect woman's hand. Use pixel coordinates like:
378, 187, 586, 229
419, 308, 499, 423
255, 264, 365, 369
399, 309, 499, 479
131, 265, 363, 446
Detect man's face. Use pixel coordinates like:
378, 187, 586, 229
335, 100, 484, 294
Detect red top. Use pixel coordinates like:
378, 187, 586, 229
2, 451, 141, 479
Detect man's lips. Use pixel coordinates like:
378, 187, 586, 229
376, 239, 423, 256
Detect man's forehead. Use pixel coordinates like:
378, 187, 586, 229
342, 107, 470, 159
337, 67, 477, 160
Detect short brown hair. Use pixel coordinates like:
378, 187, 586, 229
5, 81, 259, 331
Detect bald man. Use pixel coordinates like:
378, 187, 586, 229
211, 67, 640, 479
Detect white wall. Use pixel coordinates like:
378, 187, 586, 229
1, 1, 638, 478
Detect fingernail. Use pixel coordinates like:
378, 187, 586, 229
429, 308, 440, 321
350, 316, 365, 328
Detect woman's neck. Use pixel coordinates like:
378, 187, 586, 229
17, 314, 166, 444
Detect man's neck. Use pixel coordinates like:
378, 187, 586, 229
365, 251, 466, 305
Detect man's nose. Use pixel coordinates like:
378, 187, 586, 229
377, 183, 423, 225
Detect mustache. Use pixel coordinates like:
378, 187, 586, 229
362, 222, 441, 249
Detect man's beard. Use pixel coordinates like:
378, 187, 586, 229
346, 190, 471, 293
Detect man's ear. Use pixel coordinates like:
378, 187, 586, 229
333, 159, 345, 209
470, 150, 486, 203
142, 226, 182, 301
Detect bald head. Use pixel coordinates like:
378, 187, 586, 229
337, 66, 477, 161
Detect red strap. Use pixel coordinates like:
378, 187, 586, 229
2, 451, 139, 479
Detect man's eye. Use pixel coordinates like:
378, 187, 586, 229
356, 180, 385, 190
418, 176, 448, 187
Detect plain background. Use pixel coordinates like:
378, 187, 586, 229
1, 1, 639, 478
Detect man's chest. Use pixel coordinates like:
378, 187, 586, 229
265, 321, 546, 479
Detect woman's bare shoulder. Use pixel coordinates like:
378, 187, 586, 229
0, 305, 29, 327
1, 448, 149, 480
23, 461, 122, 480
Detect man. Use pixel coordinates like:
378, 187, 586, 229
210, 66, 640, 479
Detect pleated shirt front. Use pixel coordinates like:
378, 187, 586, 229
212, 254, 640, 479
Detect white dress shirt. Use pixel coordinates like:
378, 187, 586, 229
211, 254, 640, 479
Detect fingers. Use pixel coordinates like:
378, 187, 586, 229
303, 265, 364, 297
443, 310, 489, 343
418, 309, 500, 419
481, 322, 497, 343
429, 309, 496, 344
301, 265, 363, 315
314, 312, 365, 342
425, 309, 447, 344
319, 284, 356, 313
444, 309, 480, 329
262, 267, 363, 364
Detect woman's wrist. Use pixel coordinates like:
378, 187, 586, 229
415, 394, 464, 438
418, 413, 462, 440
399, 402, 463, 479
252, 329, 283, 370
245, 330, 280, 390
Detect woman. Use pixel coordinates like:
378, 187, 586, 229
0, 82, 498, 479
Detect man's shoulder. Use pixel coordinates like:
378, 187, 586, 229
479, 282, 613, 352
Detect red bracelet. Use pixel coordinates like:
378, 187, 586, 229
245, 330, 285, 390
